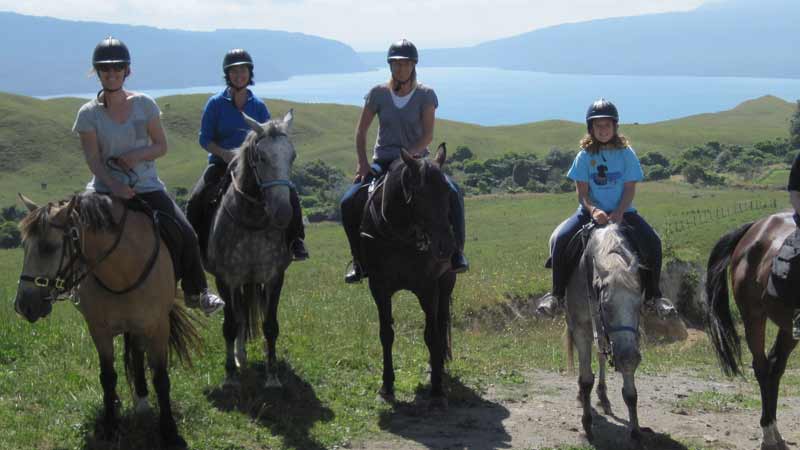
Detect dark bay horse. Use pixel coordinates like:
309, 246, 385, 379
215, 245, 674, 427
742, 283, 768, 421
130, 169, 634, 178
204, 111, 296, 388
706, 212, 797, 450
14, 193, 200, 449
359, 145, 457, 408
558, 223, 649, 444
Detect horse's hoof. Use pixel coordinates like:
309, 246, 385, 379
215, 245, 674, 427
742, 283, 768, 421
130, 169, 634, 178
761, 440, 789, 450
134, 396, 151, 415
428, 396, 448, 412
164, 434, 188, 450
631, 428, 644, 444
377, 389, 395, 404
264, 373, 282, 389
581, 417, 593, 441
597, 399, 612, 415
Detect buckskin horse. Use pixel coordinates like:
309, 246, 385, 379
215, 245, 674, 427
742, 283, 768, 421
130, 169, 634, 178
357, 145, 457, 408
706, 212, 798, 450
203, 111, 296, 388
14, 193, 200, 449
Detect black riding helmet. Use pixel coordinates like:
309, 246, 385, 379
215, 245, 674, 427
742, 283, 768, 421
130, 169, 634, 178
223, 49, 254, 87
92, 36, 130, 67
387, 39, 418, 64
585, 98, 619, 133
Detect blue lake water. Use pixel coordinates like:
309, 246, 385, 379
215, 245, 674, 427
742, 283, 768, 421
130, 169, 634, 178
43, 67, 800, 126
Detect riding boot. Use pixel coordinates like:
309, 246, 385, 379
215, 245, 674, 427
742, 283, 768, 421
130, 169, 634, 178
290, 239, 309, 261
185, 289, 225, 316
537, 292, 565, 317
793, 310, 800, 340
345, 259, 366, 284
644, 297, 678, 319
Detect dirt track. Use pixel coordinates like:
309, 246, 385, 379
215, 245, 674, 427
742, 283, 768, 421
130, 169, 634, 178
351, 366, 800, 450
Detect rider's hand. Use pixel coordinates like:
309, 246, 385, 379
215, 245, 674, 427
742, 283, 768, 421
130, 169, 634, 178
609, 210, 624, 224
221, 150, 235, 164
354, 160, 372, 183
592, 207, 609, 225
110, 180, 135, 199
116, 153, 139, 171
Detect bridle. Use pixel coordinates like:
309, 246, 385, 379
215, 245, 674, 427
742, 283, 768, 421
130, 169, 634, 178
18, 198, 160, 302
226, 130, 295, 229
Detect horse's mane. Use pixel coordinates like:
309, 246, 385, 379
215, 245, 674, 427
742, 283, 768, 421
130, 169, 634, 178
592, 224, 641, 293
77, 193, 117, 232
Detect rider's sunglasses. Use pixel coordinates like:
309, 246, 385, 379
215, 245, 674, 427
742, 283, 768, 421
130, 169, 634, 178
96, 63, 128, 73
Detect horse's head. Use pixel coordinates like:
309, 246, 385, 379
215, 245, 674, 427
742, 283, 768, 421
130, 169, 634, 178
396, 143, 456, 262
14, 194, 78, 322
236, 110, 296, 229
586, 224, 642, 372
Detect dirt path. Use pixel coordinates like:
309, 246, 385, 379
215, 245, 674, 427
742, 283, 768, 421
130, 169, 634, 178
350, 368, 800, 450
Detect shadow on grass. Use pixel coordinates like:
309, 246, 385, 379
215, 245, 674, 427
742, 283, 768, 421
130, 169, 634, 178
205, 360, 334, 450
587, 408, 690, 450
54, 404, 181, 450
377, 373, 513, 449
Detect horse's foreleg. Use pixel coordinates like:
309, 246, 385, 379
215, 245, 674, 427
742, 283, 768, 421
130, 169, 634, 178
263, 276, 284, 388
129, 337, 151, 414
758, 328, 797, 450
418, 286, 446, 409
219, 281, 240, 387
148, 341, 185, 449
92, 333, 119, 440
370, 283, 395, 402
596, 350, 611, 414
621, 370, 642, 443
438, 274, 456, 363
570, 321, 595, 440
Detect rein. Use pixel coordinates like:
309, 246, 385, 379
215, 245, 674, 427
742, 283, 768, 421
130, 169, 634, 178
363, 164, 430, 251
19, 197, 161, 301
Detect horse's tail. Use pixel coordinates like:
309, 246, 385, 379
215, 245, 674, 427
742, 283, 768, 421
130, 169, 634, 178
705, 221, 754, 377
167, 303, 203, 366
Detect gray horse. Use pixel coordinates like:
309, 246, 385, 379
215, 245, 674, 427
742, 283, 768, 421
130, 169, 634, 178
553, 222, 648, 444
205, 111, 296, 388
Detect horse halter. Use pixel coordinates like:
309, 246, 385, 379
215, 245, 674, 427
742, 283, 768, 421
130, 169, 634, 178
233, 131, 295, 206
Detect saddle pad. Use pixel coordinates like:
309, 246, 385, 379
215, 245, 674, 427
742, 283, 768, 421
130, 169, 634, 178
127, 199, 182, 281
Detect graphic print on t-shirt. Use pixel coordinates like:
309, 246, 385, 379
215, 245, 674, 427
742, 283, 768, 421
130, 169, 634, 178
591, 162, 622, 187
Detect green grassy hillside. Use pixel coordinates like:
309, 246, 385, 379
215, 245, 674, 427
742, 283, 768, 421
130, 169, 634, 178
0, 92, 794, 206
0, 183, 793, 449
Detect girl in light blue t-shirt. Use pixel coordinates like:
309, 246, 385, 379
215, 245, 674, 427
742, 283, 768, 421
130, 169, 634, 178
538, 99, 676, 318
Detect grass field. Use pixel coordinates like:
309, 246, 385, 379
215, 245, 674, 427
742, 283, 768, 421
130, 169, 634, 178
0, 182, 795, 450
1, 91, 795, 206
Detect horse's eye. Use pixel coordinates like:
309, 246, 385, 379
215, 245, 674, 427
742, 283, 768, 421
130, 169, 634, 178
38, 241, 58, 255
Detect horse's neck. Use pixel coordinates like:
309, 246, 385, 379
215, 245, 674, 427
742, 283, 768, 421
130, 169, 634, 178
81, 208, 155, 286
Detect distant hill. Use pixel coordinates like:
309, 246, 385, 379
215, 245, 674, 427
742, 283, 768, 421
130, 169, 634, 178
361, 0, 799, 79
1, 91, 794, 206
0, 12, 367, 96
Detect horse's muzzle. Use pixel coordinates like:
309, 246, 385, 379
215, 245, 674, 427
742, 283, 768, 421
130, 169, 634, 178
14, 289, 53, 323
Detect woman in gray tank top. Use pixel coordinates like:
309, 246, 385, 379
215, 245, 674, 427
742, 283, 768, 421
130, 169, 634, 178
340, 39, 469, 283
73, 37, 224, 315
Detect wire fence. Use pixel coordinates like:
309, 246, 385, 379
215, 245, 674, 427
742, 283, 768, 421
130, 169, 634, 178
661, 198, 779, 234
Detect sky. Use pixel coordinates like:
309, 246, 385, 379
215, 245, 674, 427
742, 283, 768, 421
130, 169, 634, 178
1, 0, 708, 51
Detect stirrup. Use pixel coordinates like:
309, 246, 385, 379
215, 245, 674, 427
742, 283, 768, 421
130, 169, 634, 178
537, 292, 565, 317
344, 260, 365, 284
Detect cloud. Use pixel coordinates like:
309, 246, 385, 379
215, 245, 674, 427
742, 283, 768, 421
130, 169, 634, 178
0, 0, 707, 50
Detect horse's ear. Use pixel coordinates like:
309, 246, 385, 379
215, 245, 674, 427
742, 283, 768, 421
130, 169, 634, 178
18, 193, 38, 212
400, 149, 421, 171
434, 142, 447, 167
283, 109, 294, 133
64, 195, 79, 217
242, 113, 264, 136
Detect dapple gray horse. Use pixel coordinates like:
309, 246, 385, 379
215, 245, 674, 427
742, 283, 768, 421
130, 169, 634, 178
204, 111, 296, 388
550, 222, 648, 444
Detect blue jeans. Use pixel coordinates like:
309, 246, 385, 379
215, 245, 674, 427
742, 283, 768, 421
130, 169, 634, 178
340, 161, 466, 260
550, 208, 662, 299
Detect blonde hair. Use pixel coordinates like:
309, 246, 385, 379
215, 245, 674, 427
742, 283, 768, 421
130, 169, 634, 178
388, 67, 418, 93
580, 133, 630, 153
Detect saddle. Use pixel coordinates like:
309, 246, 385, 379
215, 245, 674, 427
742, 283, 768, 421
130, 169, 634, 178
767, 227, 800, 300
126, 197, 183, 282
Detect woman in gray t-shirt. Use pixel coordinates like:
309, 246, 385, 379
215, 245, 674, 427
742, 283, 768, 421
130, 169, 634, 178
73, 37, 223, 315
340, 39, 469, 283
